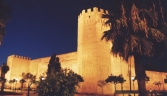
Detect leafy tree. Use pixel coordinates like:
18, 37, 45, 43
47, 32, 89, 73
37, 54, 83, 96
22, 72, 36, 96
1, 63, 9, 92
101, 0, 167, 95
37, 69, 83, 96
47, 54, 61, 75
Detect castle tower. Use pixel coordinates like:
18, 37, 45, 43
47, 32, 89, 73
77, 7, 113, 94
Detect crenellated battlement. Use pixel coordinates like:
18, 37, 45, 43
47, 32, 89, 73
8, 54, 31, 60
78, 7, 108, 19
78, 7, 109, 26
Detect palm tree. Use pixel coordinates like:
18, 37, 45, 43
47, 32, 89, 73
101, 0, 167, 96
97, 80, 107, 95
0, 0, 11, 22
105, 74, 120, 96
8, 79, 14, 91
1, 63, 9, 92
117, 74, 126, 95
19, 79, 26, 93
22, 72, 36, 96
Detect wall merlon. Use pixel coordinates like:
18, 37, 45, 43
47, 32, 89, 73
93, 7, 98, 12
87, 8, 91, 13
82, 10, 86, 14
10, 54, 31, 60
99, 9, 104, 13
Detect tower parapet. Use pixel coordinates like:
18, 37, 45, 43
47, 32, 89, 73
78, 7, 108, 19
78, 7, 108, 25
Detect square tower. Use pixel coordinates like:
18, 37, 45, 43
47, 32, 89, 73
77, 7, 112, 94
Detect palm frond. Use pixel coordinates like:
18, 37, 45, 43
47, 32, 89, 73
123, 40, 130, 61
140, 38, 154, 56
102, 14, 111, 25
120, 2, 128, 27
0, 1, 11, 23
131, 3, 141, 33
102, 11, 120, 25
138, 18, 148, 37
140, 8, 158, 27
148, 28, 165, 42
158, 0, 167, 28
130, 35, 139, 52
101, 30, 112, 41
101, 1, 167, 62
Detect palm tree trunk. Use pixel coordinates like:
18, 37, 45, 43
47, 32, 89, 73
1, 80, 5, 92
1, 73, 5, 92
121, 83, 124, 96
134, 54, 147, 96
21, 83, 23, 93
114, 84, 116, 96
13, 83, 14, 91
28, 86, 30, 96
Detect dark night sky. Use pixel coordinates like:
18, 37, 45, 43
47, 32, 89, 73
0, 0, 113, 65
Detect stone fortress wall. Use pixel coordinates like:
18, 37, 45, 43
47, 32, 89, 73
5, 52, 78, 88
4, 7, 167, 95
6, 55, 31, 81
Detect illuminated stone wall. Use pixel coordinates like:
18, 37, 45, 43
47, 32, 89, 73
146, 71, 167, 90
3, 7, 167, 96
5, 52, 77, 88
6, 55, 31, 81
77, 7, 113, 94
29, 59, 41, 79
58, 52, 78, 73
32, 52, 78, 80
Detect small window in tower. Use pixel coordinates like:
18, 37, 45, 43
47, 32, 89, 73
89, 16, 90, 18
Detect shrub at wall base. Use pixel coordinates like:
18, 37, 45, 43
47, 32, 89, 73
37, 68, 84, 96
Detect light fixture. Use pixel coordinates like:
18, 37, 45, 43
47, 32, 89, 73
42, 77, 45, 80
131, 76, 135, 81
